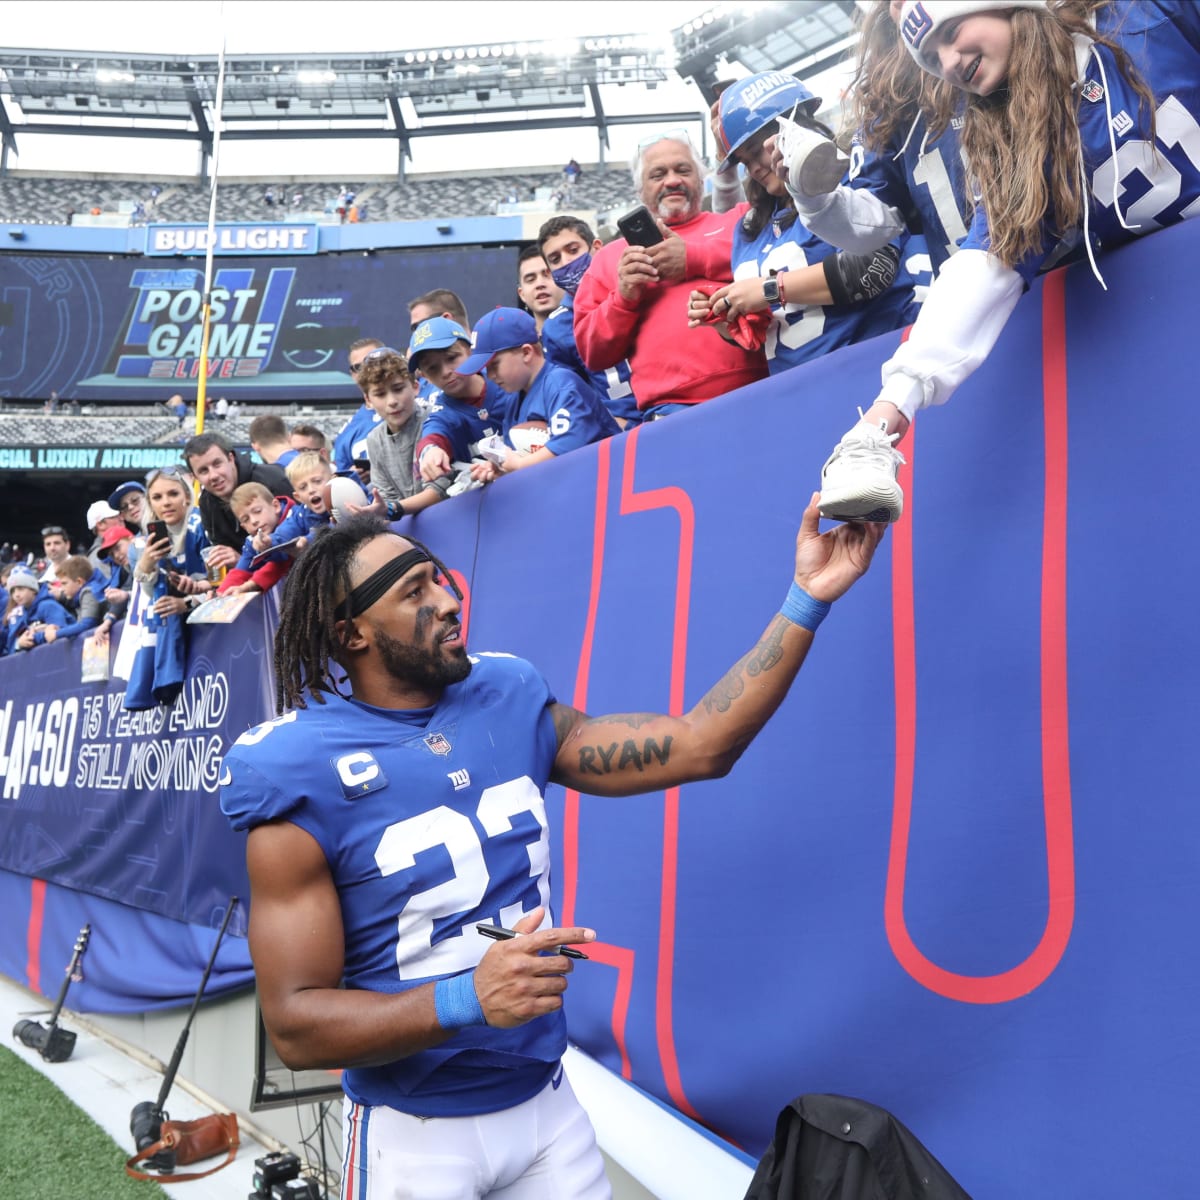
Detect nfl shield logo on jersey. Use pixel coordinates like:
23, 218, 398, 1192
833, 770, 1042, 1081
1081, 80, 1104, 103
424, 732, 452, 756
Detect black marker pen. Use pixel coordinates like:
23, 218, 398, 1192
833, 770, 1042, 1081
475, 922, 589, 960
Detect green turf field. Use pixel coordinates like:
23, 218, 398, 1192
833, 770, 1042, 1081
0, 1044, 168, 1199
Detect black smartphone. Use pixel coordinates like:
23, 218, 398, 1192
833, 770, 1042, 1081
617, 204, 664, 248
148, 520, 169, 545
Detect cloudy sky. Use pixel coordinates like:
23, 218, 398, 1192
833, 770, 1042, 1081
2, 0, 758, 179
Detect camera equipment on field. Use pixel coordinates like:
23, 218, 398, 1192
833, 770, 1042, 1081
12, 922, 90, 1062
128, 896, 237, 1173
249, 1150, 320, 1199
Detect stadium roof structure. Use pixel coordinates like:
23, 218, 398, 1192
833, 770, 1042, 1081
673, 0, 858, 101
0, 35, 696, 178
0, 5, 858, 178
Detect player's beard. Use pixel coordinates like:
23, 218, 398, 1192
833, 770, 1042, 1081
375, 624, 471, 693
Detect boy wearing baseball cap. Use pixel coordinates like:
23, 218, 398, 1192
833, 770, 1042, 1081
407, 316, 513, 502
456, 308, 619, 477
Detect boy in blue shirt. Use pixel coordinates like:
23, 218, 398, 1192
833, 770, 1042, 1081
409, 317, 512, 493
456, 308, 619, 479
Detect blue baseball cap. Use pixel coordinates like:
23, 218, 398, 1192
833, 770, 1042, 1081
456, 308, 539, 377
108, 480, 146, 510
407, 317, 471, 372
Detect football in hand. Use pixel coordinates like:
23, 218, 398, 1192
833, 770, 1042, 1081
320, 475, 371, 524
507, 420, 551, 456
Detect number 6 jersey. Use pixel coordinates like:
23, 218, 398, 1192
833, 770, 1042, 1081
220, 652, 567, 1118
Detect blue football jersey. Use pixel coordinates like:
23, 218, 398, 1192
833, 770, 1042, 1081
273, 503, 330, 545
849, 120, 970, 276
504, 362, 619, 456
420, 383, 510, 463
333, 404, 383, 473
542, 297, 641, 426
220, 653, 567, 1117
967, 0, 1200, 281
732, 207, 921, 375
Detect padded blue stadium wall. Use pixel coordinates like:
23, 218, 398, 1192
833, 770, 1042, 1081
1, 219, 1198, 1197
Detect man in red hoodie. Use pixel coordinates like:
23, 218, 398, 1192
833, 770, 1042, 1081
574, 131, 767, 420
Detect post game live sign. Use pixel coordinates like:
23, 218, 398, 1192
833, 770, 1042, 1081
145, 222, 319, 256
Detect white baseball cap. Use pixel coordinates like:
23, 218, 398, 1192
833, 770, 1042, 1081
86, 499, 120, 530
898, 1, 1047, 71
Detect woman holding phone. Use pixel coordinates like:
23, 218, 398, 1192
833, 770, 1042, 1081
124, 466, 211, 710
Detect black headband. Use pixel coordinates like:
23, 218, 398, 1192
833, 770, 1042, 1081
336, 548, 432, 620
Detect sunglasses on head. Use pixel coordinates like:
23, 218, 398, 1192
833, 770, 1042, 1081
145, 466, 189, 487
638, 127, 694, 152
41, 526, 67, 538
351, 346, 402, 374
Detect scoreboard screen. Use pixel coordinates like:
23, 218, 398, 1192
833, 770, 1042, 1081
0, 244, 519, 402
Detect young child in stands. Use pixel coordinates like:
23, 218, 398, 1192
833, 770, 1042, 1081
39, 555, 107, 643
407, 317, 512, 502
3, 564, 72, 655
216, 482, 296, 595
355, 348, 445, 521
270, 452, 336, 547
456, 307, 619, 480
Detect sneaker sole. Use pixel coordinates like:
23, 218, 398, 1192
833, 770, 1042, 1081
819, 488, 902, 523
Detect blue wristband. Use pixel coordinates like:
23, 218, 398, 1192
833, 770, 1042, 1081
434, 972, 486, 1030
780, 581, 831, 633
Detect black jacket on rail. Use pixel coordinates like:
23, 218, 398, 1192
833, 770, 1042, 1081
744, 1094, 974, 1200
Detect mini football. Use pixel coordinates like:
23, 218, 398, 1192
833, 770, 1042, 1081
320, 475, 370, 524
508, 419, 551, 456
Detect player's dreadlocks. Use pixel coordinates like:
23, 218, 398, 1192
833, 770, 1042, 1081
273, 513, 461, 713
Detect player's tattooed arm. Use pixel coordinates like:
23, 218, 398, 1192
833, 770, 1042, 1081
547, 616, 809, 797
548, 496, 885, 797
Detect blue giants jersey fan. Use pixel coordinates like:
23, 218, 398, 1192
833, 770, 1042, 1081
848, 123, 969, 276
220, 653, 567, 1117
974, 0, 1200, 280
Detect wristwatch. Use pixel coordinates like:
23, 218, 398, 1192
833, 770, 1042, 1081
762, 276, 781, 308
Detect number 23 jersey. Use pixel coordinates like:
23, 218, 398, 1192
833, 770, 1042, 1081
220, 652, 567, 1117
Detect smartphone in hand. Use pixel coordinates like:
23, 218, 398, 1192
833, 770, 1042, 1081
617, 205, 664, 248
148, 520, 170, 545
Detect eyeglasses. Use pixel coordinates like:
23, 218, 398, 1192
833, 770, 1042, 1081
41, 526, 67, 538
118, 494, 143, 513
145, 466, 189, 487
350, 346, 400, 374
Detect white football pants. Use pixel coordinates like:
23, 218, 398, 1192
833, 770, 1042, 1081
340, 1066, 611, 1199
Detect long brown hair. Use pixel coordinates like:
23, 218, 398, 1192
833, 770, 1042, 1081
846, 2, 949, 153
925, 1, 1156, 267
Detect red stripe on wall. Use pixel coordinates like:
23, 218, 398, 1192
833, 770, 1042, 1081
619, 427, 702, 1122
26, 876, 46, 994
884, 268, 1076, 1003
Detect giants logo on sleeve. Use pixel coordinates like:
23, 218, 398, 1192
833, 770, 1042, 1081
334, 751, 389, 798
901, 2, 935, 51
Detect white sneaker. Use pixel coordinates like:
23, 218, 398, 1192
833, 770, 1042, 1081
819, 414, 906, 523
775, 114, 846, 199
